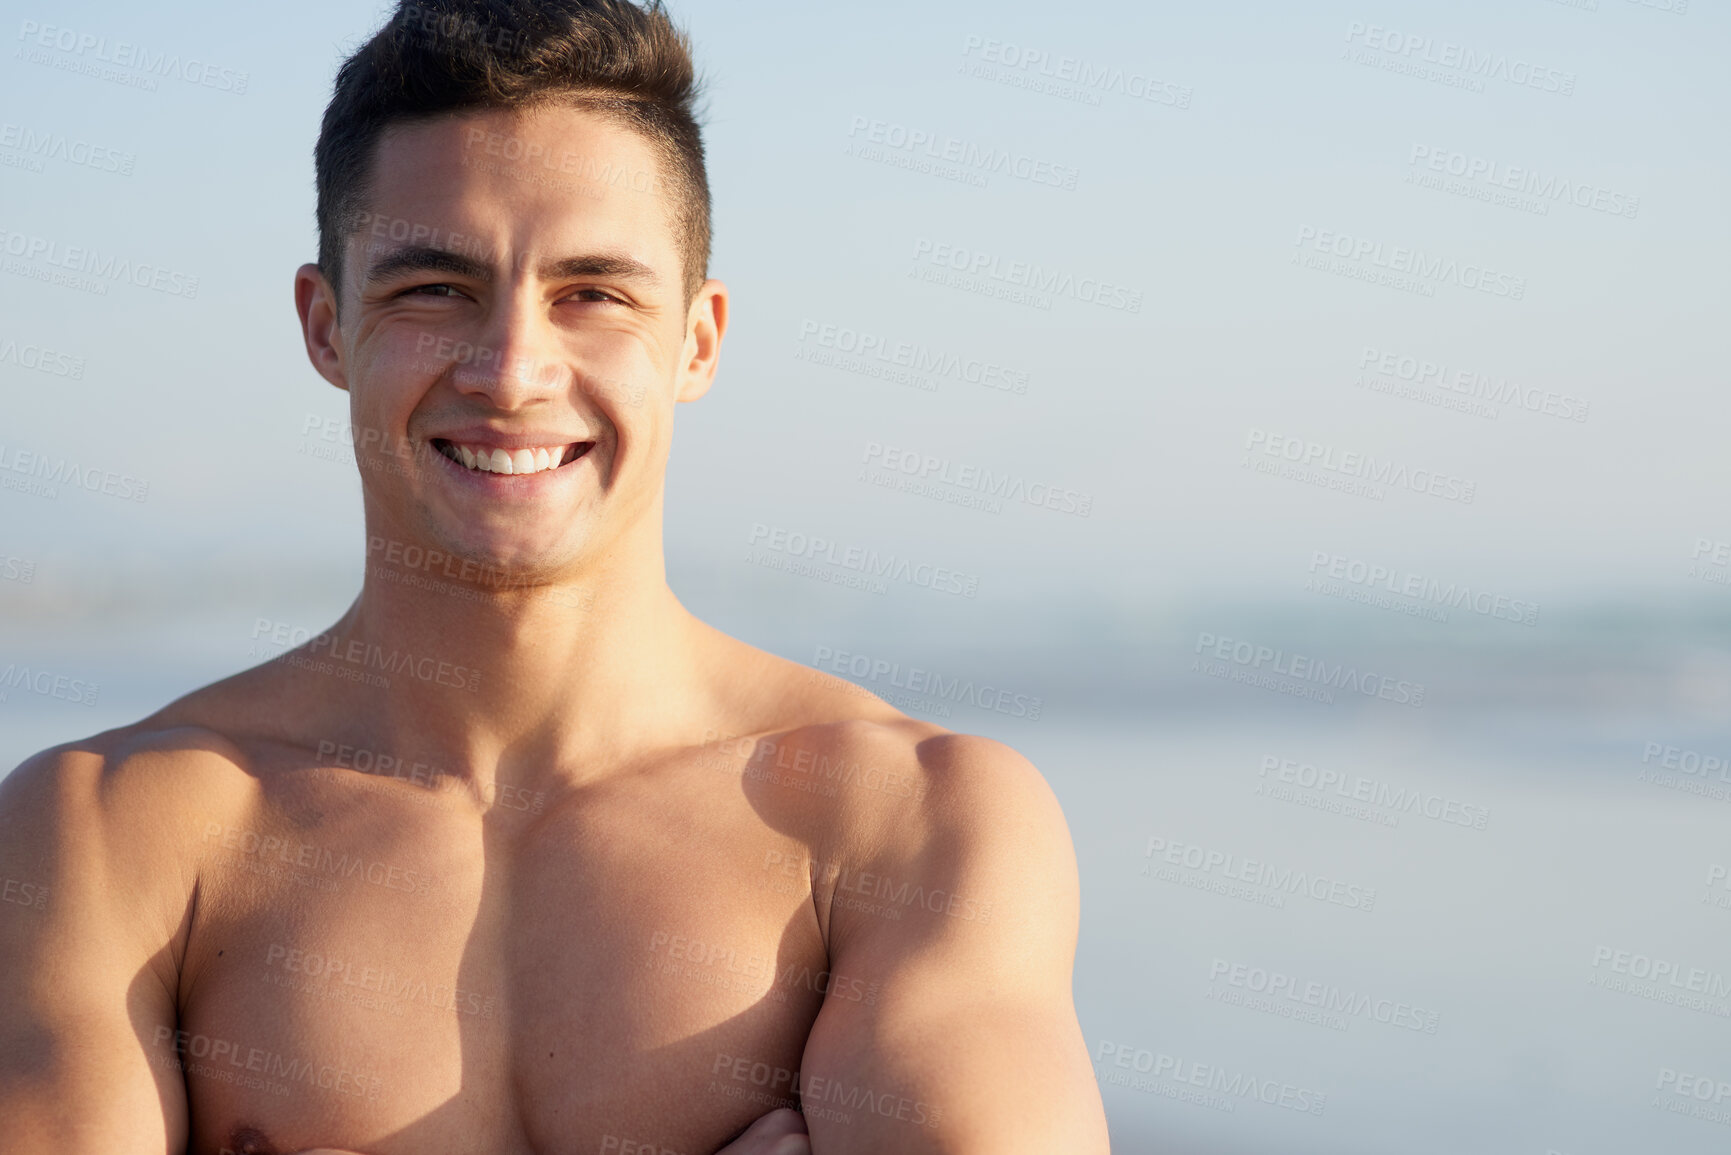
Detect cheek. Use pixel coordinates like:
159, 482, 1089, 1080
567, 341, 664, 421
353, 341, 435, 414
373, 326, 443, 379
564, 327, 652, 383
596, 402, 674, 487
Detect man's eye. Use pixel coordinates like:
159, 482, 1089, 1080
569, 289, 621, 304
405, 284, 462, 298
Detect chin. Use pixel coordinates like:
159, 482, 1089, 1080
417, 518, 588, 581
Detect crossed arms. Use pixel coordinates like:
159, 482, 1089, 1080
0, 732, 1108, 1153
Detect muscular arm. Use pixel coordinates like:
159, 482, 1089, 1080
796, 734, 1109, 1154
289, 1109, 815, 1155
0, 741, 202, 1153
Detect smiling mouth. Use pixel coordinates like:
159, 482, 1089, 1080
433, 440, 592, 476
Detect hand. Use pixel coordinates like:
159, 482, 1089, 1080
713, 1107, 811, 1155
283, 1108, 811, 1155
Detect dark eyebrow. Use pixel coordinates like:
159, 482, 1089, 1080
362, 247, 661, 289
364, 246, 492, 286
538, 253, 661, 285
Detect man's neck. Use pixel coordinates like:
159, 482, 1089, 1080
314, 516, 717, 797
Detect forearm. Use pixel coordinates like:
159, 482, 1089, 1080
798, 1003, 1108, 1154
0, 1058, 181, 1154
278, 1109, 813, 1155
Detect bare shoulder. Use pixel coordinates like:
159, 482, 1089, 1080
1, 712, 267, 909
10, 651, 323, 805
709, 633, 1060, 807
821, 716, 1067, 841
707, 629, 1070, 835
808, 720, 1080, 916
6, 682, 273, 794
702, 636, 1078, 946
0, 716, 271, 1150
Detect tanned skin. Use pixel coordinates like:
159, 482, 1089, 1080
0, 105, 1110, 1154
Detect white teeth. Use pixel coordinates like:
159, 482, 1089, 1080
439, 441, 573, 475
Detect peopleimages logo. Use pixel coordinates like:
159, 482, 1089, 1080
862, 442, 1092, 518
745, 523, 980, 598
811, 644, 1043, 720
1245, 429, 1475, 505
846, 115, 1080, 190
1654, 1068, 1731, 1120
1406, 145, 1638, 219
910, 238, 1143, 313
0, 227, 199, 298
1294, 226, 1526, 300
1705, 865, 1731, 913
0, 122, 134, 174
1590, 946, 1731, 1001
1207, 958, 1441, 1033
0, 443, 148, 502
0, 334, 84, 378
1194, 630, 1426, 708
1358, 347, 1588, 422
1093, 1041, 1326, 1117
1641, 742, 1731, 784
1145, 835, 1379, 911
1257, 755, 1489, 829
251, 620, 482, 694
398, 3, 531, 54
16, 20, 250, 94
958, 36, 1194, 109
798, 319, 1030, 395
0, 661, 99, 707
1307, 551, 1539, 626
462, 126, 661, 194
1342, 21, 1576, 95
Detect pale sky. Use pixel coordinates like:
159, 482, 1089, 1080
1, 0, 1725, 629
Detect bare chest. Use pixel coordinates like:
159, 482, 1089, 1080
175, 773, 839, 1155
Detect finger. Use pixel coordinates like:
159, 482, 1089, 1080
739, 1106, 809, 1138
713, 1106, 809, 1153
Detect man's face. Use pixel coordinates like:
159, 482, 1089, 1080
300, 104, 721, 578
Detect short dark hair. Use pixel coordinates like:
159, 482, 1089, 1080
314, 0, 710, 305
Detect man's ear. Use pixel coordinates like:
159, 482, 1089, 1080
674, 278, 728, 403
295, 262, 350, 393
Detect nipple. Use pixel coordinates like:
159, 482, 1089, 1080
224, 1125, 280, 1155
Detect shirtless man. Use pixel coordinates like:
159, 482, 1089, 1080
0, 2, 1109, 1152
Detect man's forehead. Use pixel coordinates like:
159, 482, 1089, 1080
391, 100, 635, 138
352, 105, 675, 287
371, 104, 663, 191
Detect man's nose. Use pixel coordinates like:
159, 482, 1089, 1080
449, 298, 567, 406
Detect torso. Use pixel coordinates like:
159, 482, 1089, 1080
154, 661, 922, 1155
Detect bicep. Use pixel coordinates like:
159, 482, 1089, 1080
796, 739, 1107, 1153
0, 750, 190, 1153
798, 959, 1102, 1154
